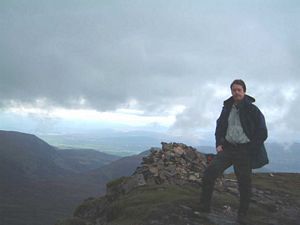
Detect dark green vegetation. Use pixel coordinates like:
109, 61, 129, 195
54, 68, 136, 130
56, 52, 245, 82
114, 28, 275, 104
58, 173, 300, 225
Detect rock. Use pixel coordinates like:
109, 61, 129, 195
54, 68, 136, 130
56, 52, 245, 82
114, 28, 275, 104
222, 205, 233, 215
188, 174, 198, 181
149, 166, 159, 176
193, 211, 200, 215
174, 146, 185, 156
226, 187, 239, 196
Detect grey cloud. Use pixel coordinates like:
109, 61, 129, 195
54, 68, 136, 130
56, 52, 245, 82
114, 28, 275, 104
0, 1, 300, 140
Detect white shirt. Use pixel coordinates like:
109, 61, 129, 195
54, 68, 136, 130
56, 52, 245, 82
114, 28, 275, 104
225, 104, 250, 144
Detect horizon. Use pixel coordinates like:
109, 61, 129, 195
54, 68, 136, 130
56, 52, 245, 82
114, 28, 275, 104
1, 128, 299, 173
0, 128, 297, 155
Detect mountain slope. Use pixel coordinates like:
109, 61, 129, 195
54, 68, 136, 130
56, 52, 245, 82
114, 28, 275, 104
0, 130, 67, 180
89, 148, 155, 181
0, 130, 119, 225
57, 143, 300, 225
58, 173, 300, 225
56, 148, 120, 173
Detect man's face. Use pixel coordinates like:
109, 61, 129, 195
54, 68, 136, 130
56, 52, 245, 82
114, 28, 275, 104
231, 84, 245, 102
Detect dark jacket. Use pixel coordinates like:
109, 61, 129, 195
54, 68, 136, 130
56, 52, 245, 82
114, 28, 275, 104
215, 95, 269, 169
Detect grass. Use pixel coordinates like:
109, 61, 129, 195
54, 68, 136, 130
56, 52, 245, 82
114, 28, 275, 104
64, 173, 300, 225
251, 173, 300, 195
106, 176, 129, 189
76, 184, 202, 225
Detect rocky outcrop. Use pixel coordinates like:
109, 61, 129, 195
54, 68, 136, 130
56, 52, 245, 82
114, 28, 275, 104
55, 142, 224, 225
135, 142, 207, 185
105, 142, 223, 200
55, 143, 300, 225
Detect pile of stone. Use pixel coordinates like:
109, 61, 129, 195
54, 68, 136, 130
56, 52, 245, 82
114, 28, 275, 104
107, 142, 224, 197
134, 142, 208, 186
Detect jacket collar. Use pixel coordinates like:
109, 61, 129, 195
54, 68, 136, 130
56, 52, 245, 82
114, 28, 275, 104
223, 94, 255, 107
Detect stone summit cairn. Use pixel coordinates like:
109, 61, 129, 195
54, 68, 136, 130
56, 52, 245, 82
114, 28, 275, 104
106, 142, 224, 197
135, 142, 208, 185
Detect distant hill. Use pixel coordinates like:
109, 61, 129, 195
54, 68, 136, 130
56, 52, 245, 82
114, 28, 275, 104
41, 131, 300, 173
0, 130, 66, 181
89, 148, 156, 181
56, 148, 120, 173
0, 130, 120, 225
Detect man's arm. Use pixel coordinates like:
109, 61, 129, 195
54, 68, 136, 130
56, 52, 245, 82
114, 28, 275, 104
215, 106, 228, 149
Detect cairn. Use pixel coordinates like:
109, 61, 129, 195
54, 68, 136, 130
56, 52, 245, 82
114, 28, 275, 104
134, 142, 208, 185
107, 142, 224, 197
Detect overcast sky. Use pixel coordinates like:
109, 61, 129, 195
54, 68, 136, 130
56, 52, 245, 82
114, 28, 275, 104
0, 0, 299, 144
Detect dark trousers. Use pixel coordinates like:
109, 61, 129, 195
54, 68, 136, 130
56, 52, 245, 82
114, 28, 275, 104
201, 142, 252, 214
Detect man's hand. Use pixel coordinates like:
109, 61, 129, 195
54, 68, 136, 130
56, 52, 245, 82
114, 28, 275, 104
216, 145, 223, 153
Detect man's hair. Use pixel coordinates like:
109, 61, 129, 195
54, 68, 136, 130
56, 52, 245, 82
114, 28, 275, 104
230, 79, 246, 92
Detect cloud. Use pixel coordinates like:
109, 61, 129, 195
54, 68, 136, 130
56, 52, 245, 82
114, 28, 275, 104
0, 1, 300, 141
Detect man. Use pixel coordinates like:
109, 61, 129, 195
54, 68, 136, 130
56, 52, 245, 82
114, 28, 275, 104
200, 79, 268, 224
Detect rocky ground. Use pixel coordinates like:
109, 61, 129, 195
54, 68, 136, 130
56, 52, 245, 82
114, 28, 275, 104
55, 142, 300, 225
